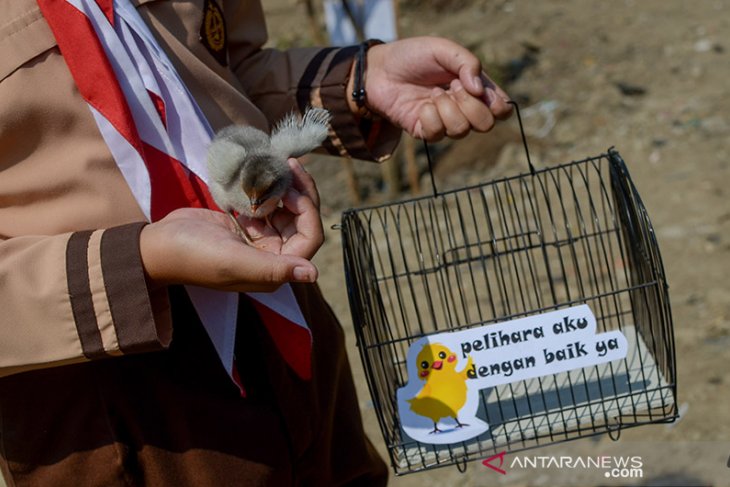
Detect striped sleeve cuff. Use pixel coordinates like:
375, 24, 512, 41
66, 222, 171, 359
295, 45, 402, 162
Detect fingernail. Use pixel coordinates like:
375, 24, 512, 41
485, 88, 497, 107
431, 87, 445, 98
473, 76, 483, 91
293, 266, 314, 282
413, 120, 424, 139
287, 158, 301, 170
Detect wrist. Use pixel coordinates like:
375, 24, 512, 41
139, 223, 173, 288
346, 40, 384, 119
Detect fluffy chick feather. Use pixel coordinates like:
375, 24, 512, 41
207, 107, 331, 220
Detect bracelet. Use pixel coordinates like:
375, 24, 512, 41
352, 39, 384, 110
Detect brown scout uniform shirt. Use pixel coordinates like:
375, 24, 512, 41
0, 0, 399, 485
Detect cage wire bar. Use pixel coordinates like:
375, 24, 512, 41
341, 149, 677, 475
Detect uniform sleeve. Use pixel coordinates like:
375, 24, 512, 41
224, 0, 401, 162
0, 222, 172, 378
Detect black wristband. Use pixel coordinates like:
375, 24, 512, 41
352, 39, 383, 109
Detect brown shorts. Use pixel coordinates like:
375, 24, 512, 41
0, 285, 388, 486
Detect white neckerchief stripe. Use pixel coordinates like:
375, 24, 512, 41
64, 0, 310, 388
89, 106, 153, 219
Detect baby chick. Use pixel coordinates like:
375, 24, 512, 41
207, 107, 331, 241
407, 343, 474, 433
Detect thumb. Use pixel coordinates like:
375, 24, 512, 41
232, 249, 319, 288
267, 256, 319, 285
431, 38, 483, 96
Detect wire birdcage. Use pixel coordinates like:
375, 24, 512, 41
340, 108, 677, 475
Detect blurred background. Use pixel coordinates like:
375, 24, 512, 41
265, 0, 730, 485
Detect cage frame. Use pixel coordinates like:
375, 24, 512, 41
341, 147, 678, 475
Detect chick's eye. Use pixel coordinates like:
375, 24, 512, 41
420, 361, 429, 369
438, 351, 447, 359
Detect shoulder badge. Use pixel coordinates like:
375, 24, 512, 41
200, 0, 227, 66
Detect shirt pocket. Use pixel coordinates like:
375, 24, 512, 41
0, 2, 58, 83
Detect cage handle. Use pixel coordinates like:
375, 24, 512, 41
424, 100, 536, 197
508, 100, 537, 176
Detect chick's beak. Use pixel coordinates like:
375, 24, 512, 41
249, 195, 265, 214
431, 360, 443, 370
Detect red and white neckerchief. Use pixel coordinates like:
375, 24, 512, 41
36, 0, 313, 391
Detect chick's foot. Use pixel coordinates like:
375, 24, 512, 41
227, 211, 255, 245
454, 418, 469, 429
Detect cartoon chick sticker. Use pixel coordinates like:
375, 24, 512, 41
407, 344, 473, 433
397, 339, 488, 445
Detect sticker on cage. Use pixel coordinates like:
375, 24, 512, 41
396, 304, 628, 445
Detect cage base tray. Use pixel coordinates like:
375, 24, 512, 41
395, 325, 675, 472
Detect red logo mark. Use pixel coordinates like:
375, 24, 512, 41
482, 451, 507, 475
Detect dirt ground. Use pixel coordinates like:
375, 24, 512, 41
263, 0, 730, 485
0, 3, 726, 487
